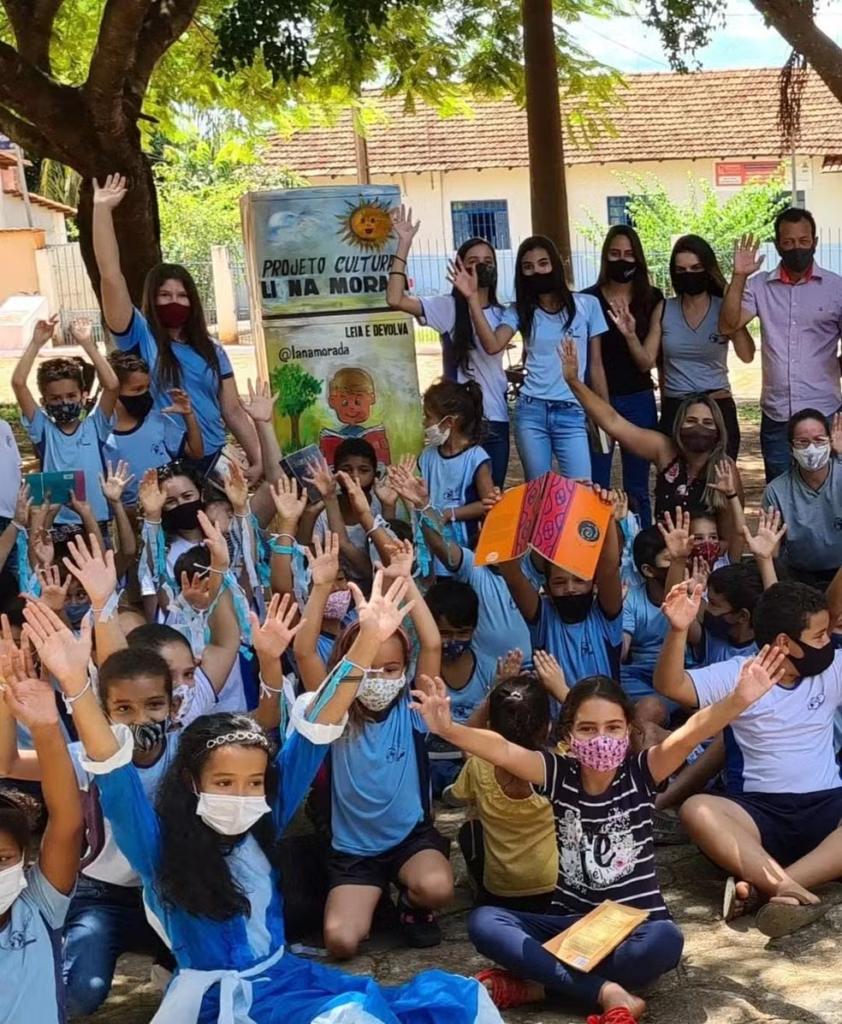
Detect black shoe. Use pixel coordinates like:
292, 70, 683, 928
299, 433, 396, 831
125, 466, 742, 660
398, 901, 441, 948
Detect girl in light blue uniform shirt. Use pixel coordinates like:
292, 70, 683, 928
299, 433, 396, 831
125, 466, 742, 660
453, 234, 608, 482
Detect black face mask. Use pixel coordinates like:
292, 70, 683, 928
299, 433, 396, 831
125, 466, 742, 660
475, 263, 497, 290
680, 426, 719, 454
120, 391, 155, 419
607, 259, 636, 283
551, 592, 593, 624
161, 499, 202, 534
50, 401, 82, 426
674, 271, 710, 296
786, 637, 835, 679
522, 271, 559, 297
127, 720, 168, 753
779, 246, 815, 275
646, 567, 669, 585
703, 609, 736, 640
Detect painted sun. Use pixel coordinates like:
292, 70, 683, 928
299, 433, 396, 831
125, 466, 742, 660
337, 198, 394, 251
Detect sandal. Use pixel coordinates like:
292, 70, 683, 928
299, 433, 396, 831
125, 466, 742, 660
756, 892, 831, 938
474, 969, 535, 1010
587, 1009, 640, 1024
722, 876, 761, 922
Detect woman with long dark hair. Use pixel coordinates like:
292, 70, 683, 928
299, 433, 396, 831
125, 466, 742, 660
452, 235, 608, 483
387, 206, 509, 486
583, 226, 664, 526
92, 174, 261, 479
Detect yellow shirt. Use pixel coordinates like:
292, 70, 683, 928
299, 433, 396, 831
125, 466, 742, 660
451, 756, 558, 897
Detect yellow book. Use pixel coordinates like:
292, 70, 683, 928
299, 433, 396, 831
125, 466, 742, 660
543, 901, 649, 973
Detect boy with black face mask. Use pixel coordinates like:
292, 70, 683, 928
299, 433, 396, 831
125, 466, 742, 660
105, 351, 204, 506
497, 485, 623, 692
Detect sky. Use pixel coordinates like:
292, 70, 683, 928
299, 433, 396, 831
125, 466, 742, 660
568, 0, 842, 73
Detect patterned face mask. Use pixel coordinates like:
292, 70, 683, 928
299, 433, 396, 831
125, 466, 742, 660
569, 733, 629, 772
356, 673, 407, 712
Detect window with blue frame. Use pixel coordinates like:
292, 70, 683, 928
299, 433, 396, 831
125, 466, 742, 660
451, 200, 511, 250
606, 195, 633, 227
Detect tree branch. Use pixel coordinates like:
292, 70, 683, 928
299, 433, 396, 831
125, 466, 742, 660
86, 0, 150, 131
0, 39, 79, 132
125, 0, 200, 117
1, 0, 65, 73
752, 0, 842, 104
0, 104, 62, 162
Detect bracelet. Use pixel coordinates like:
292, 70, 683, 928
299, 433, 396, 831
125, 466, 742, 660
391, 255, 407, 266
724, 492, 738, 500
389, 271, 407, 279
258, 673, 284, 697
271, 544, 295, 556
142, 518, 162, 525
61, 676, 92, 714
11, 521, 26, 532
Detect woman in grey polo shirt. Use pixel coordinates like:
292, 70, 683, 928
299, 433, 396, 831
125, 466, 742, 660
762, 408, 842, 590
658, 236, 755, 459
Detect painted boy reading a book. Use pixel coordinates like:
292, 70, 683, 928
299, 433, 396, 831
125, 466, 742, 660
320, 366, 391, 469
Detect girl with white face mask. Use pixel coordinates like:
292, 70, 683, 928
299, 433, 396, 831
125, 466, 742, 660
293, 535, 455, 962
0, 647, 83, 1024
41, 571, 501, 1024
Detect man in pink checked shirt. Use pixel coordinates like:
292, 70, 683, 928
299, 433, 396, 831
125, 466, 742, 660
719, 207, 842, 483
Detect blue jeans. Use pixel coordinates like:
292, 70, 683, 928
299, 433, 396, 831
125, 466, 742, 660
760, 414, 792, 484
468, 905, 683, 1009
483, 419, 511, 489
63, 876, 166, 1016
590, 390, 657, 527
514, 396, 591, 482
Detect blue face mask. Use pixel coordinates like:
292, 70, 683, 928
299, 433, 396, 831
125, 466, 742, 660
442, 638, 472, 661
65, 602, 91, 625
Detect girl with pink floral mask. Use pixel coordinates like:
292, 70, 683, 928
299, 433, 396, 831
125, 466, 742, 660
411, 642, 787, 1024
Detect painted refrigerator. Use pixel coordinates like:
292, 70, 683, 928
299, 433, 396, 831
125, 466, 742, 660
241, 184, 423, 464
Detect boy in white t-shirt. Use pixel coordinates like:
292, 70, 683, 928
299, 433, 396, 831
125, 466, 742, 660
654, 578, 842, 939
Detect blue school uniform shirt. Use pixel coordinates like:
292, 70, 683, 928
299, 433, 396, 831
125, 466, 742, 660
621, 583, 669, 677
0, 863, 71, 1024
531, 596, 622, 686
330, 698, 427, 856
22, 406, 114, 523
701, 631, 758, 666
429, 648, 497, 762
111, 308, 234, 454
454, 549, 533, 662
419, 443, 490, 576
105, 411, 187, 504
500, 294, 607, 402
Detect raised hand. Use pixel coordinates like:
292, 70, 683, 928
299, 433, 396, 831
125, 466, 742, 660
336, 471, 370, 517
92, 173, 128, 209
831, 412, 842, 456
657, 507, 693, 561
180, 570, 212, 611
409, 675, 453, 736
733, 645, 786, 708
99, 459, 136, 504
447, 255, 477, 299
67, 490, 93, 520
23, 601, 92, 693
198, 510, 230, 572
558, 337, 579, 383
248, 593, 303, 660
0, 614, 35, 682
711, 459, 737, 496
303, 456, 337, 501
32, 315, 59, 349
222, 459, 249, 516
613, 490, 629, 523
306, 532, 340, 587
350, 570, 414, 644
689, 555, 710, 590
270, 473, 307, 527
30, 528, 55, 569
380, 538, 414, 580
496, 648, 523, 682
373, 473, 399, 510
242, 378, 278, 423
661, 580, 704, 632
390, 204, 420, 244
35, 565, 71, 614
533, 649, 568, 699
13, 482, 31, 530
742, 507, 787, 561
161, 388, 194, 417
138, 468, 167, 520
1, 674, 59, 729
733, 233, 765, 276
387, 463, 428, 508
30, 491, 61, 536
69, 317, 94, 349
607, 299, 636, 338
63, 533, 117, 608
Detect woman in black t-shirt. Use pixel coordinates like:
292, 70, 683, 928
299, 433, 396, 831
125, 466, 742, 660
583, 227, 663, 527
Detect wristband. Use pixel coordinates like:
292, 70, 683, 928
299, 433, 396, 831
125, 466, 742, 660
724, 492, 738, 500
11, 521, 26, 532
142, 518, 162, 525
258, 673, 285, 699
391, 255, 407, 266
61, 675, 92, 714
389, 271, 407, 279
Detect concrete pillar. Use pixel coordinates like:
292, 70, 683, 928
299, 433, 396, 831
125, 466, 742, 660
211, 244, 238, 345
34, 247, 58, 317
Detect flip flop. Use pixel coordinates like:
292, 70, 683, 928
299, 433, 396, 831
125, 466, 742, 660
755, 892, 832, 938
723, 877, 761, 922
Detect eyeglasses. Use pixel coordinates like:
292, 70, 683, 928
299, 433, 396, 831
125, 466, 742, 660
792, 436, 829, 449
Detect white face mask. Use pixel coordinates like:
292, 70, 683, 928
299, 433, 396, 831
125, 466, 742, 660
356, 673, 407, 712
0, 858, 27, 915
424, 420, 451, 447
792, 442, 830, 472
172, 684, 194, 724
195, 792, 271, 836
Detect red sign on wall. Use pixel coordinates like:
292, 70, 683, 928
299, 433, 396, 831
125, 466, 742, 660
715, 161, 781, 186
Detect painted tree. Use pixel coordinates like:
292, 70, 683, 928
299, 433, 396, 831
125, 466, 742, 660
270, 361, 322, 449
0, 1, 619, 303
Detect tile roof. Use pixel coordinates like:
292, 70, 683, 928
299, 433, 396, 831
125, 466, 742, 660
265, 68, 842, 176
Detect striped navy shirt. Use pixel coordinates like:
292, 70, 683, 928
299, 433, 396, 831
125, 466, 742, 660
534, 750, 670, 921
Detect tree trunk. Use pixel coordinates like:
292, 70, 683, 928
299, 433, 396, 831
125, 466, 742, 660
521, 0, 573, 278
290, 413, 301, 448
76, 150, 162, 307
